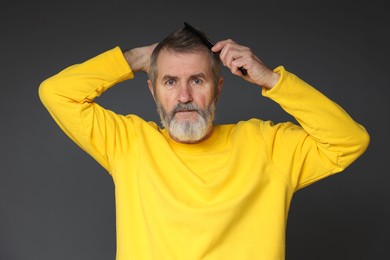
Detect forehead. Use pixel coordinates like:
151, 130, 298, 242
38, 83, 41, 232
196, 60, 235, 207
156, 49, 212, 78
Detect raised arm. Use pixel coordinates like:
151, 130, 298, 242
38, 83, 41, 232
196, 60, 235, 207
213, 39, 370, 190
38, 45, 156, 173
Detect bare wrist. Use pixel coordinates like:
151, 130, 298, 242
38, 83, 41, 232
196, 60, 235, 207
263, 71, 280, 90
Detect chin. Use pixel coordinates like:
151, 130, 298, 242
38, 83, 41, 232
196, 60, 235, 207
169, 121, 213, 144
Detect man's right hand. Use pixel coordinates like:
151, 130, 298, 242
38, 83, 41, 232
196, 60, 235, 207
123, 43, 158, 73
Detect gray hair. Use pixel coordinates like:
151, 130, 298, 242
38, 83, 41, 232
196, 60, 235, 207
148, 28, 222, 94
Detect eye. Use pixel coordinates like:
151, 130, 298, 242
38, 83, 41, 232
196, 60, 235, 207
165, 79, 176, 87
191, 78, 203, 86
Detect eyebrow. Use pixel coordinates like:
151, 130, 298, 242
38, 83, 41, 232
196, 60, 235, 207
161, 73, 207, 82
161, 75, 178, 81
189, 73, 207, 80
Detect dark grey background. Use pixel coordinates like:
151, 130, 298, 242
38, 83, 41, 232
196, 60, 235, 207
1, 0, 388, 259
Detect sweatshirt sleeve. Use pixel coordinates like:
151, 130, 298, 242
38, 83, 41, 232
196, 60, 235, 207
38, 46, 135, 173
261, 66, 370, 191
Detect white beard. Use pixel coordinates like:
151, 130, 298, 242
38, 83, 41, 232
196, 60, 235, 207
156, 101, 215, 143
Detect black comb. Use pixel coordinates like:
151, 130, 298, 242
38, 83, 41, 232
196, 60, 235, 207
184, 22, 247, 76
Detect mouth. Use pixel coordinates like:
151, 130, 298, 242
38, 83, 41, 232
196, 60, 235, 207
173, 109, 199, 120
172, 102, 201, 119
175, 109, 198, 114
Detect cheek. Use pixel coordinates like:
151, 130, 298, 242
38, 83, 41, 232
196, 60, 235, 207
156, 92, 177, 112
195, 91, 215, 107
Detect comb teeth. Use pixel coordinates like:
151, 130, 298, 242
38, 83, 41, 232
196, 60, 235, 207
184, 22, 215, 49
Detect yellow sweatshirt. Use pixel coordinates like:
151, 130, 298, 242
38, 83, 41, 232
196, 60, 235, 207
39, 47, 369, 259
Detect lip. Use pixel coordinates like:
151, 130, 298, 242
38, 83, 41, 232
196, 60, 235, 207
174, 110, 198, 119
175, 109, 198, 114
176, 110, 197, 113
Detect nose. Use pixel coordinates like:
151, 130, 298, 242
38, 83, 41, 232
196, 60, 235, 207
178, 84, 193, 103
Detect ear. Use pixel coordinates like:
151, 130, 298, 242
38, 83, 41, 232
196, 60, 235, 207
147, 79, 156, 101
215, 77, 224, 103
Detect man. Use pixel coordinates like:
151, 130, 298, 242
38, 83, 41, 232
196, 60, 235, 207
39, 25, 369, 259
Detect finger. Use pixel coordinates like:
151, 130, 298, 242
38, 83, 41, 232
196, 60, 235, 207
223, 49, 245, 71
230, 58, 248, 76
219, 43, 238, 67
211, 42, 223, 53
211, 39, 236, 53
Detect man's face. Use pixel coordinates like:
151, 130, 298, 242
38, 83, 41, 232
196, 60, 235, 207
148, 49, 223, 143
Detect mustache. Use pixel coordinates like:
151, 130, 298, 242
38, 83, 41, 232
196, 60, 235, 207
172, 102, 200, 114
